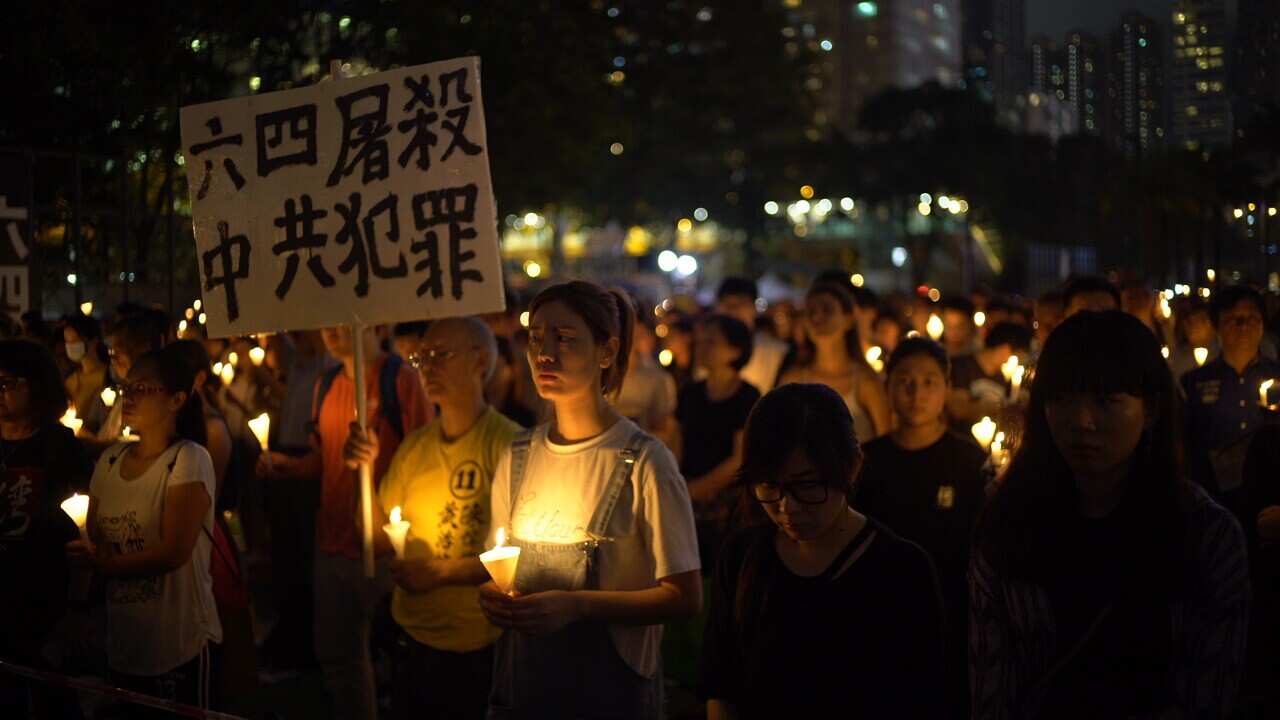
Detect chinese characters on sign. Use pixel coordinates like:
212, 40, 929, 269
180, 57, 503, 338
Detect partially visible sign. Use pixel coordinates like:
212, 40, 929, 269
0, 155, 32, 324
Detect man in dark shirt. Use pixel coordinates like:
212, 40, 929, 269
858, 337, 987, 719
1182, 285, 1280, 504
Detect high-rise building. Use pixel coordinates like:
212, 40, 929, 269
1234, 0, 1280, 135
1169, 0, 1232, 151
1028, 34, 1054, 92
1105, 12, 1164, 157
791, 0, 963, 139
1063, 31, 1104, 136
962, 0, 1026, 119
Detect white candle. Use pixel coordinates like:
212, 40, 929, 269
382, 506, 411, 560
60, 408, 83, 435
249, 346, 266, 366
1010, 365, 1025, 401
971, 416, 997, 452
219, 362, 235, 386
100, 387, 117, 408
60, 493, 90, 544
926, 314, 944, 341
480, 527, 521, 593
1194, 347, 1209, 367
1000, 355, 1021, 384
121, 425, 139, 442
248, 413, 271, 452
1261, 379, 1275, 409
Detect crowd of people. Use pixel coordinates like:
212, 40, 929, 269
0, 269, 1276, 719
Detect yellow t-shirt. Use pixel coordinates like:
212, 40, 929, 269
377, 406, 519, 652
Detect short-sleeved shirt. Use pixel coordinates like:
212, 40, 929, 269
90, 441, 223, 675
0, 425, 90, 655
316, 355, 433, 559
490, 417, 701, 677
675, 380, 759, 480
377, 407, 519, 652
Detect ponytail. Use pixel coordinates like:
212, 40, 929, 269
607, 288, 636, 396
529, 280, 637, 398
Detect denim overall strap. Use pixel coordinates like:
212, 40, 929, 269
506, 429, 534, 512
585, 430, 651, 541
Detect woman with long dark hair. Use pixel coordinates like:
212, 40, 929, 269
699, 383, 946, 719
778, 281, 890, 441
67, 345, 222, 712
478, 280, 701, 718
970, 311, 1249, 718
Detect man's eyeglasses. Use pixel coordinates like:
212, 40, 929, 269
118, 383, 168, 398
752, 481, 830, 505
0, 377, 28, 393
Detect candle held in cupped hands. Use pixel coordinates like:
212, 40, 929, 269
383, 505, 411, 559
480, 527, 520, 594
61, 493, 90, 544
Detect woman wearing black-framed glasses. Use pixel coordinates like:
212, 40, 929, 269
699, 383, 946, 719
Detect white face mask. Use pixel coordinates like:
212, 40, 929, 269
65, 342, 87, 363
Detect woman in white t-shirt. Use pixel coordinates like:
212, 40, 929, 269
67, 346, 222, 712
479, 280, 702, 719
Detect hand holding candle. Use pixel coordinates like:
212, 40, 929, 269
382, 506, 411, 559
480, 527, 521, 594
61, 493, 90, 544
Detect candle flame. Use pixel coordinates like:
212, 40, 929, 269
1161, 345, 1170, 359
926, 314, 944, 341
249, 346, 266, 366
248, 413, 270, 449
390, 506, 402, 524
1262, 379, 1275, 407
495, 527, 506, 548
971, 416, 997, 450
973, 311, 986, 327
228, 351, 239, 366
1194, 347, 1209, 367
101, 387, 117, 408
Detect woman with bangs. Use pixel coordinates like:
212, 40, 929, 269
970, 311, 1249, 719
699, 383, 946, 719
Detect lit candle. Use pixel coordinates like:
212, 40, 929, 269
480, 527, 521, 594
248, 413, 271, 452
60, 407, 83, 435
121, 426, 139, 442
193, 298, 202, 312
973, 311, 986, 328
971, 416, 997, 452
227, 351, 239, 367
1161, 346, 1170, 360
79, 301, 93, 316
1010, 365, 1025, 401
249, 346, 266, 366
60, 493, 90, 544
1158, 294, 1172, 319
382, 506, 411, 560
100, 387, 117, 408
990, 433, 1009, 469
1000, 355, 1021, 384
1261, 379, 1275, 409
865, 346, 884, 374
1194, 347, 1209, 367
219, 362, 235, 386
926, 313, 944, 341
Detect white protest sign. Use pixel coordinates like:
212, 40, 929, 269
181, 57, 505, 338
0, 265, 28, 322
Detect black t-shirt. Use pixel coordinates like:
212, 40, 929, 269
857, 431, 988, 612
676, 380, 760, 479
700, 520, 947, 719
0, 424, 92, 657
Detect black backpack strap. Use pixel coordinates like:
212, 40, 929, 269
308, 363, 345, 438
378, 354, 405, 440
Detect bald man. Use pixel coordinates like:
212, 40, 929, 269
344, 317, 518, 720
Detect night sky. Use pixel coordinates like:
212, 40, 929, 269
1026, 0, 1174, 40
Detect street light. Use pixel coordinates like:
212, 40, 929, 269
658, 250, 679, 273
